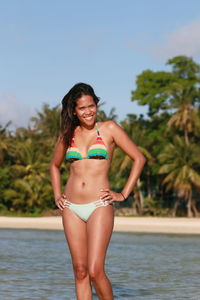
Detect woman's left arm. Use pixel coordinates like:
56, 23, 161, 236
101, 121, 146, 203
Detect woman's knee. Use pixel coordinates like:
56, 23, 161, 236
88, 265, 104, 281
73, 264, 88, 281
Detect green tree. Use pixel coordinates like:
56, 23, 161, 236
3, 137, 53, 212
111, 114, 150, 214
97, 103, 117, 121
0, 122, 12, 165
131, 70, 174, 116
158, 136, 200, 217
166, 56, 200, 145
131, 55, 200, 216
131, 56, 200, 121
31, 104, 61, 143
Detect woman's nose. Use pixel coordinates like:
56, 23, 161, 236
84, 107, 91, 114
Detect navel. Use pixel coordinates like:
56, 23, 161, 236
82, 182, 86, 187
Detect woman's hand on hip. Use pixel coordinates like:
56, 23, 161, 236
100, 188, 125, 204
55, 194, 67, 210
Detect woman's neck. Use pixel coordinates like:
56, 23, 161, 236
78, 121, 97, 132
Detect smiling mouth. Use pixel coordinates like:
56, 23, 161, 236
84, 116, 93, 120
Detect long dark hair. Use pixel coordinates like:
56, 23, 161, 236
60, 83, 100, 148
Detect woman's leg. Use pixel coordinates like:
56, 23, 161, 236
62, 208, 92, 300
87, 205, 114, 300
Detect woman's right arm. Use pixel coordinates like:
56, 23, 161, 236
50, 137, 66, 209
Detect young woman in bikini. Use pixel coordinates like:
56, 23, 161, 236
50, 83, 146, 300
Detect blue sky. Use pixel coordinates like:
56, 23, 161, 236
1, 0, 200, 127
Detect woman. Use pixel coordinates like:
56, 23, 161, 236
50, 83, 146, 300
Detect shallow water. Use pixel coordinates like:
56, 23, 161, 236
0, 229, 200, 299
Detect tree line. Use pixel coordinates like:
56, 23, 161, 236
1, 55, 200, 217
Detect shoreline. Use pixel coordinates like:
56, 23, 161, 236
0, 216, 200, 235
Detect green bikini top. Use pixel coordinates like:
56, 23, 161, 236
66, 123, 109, 163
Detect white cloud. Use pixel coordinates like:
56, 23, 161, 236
153, 19, 200, 59
0, 94, 34, 128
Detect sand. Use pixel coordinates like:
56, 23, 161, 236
0, 216, 200, 234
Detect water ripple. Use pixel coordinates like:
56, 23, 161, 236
1, 229, 200, 299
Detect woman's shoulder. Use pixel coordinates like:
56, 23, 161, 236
98, 120, 119, 130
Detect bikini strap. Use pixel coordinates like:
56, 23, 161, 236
95, 123, 100, 136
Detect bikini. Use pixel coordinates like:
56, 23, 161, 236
66, 123, 108, 162
64, 123, 111, 222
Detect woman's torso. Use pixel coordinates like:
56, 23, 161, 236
64, 122, 115, 203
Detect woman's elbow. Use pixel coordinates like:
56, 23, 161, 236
49, 161, 60, 173
137, 153, 146, 167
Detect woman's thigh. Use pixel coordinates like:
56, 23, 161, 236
62, 208, 87, 265
87, 205, 114, 271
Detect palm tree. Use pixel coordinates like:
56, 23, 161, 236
158, 135, 200, 217
166, 56, 200, 145
5, 136, 54, 212
3, 175, 53, 212
1, 104, 69, 214
166, 83, 199, 145
97, 103, 117, 121
31, 104, 61, 143
0, 122, 12, 165
111, 114, 151, 214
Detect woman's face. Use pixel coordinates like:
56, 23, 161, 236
74, 94, 97, 126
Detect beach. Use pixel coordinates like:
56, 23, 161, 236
0, 216, 200, 234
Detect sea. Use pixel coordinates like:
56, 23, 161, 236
0, 229, 200, 299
